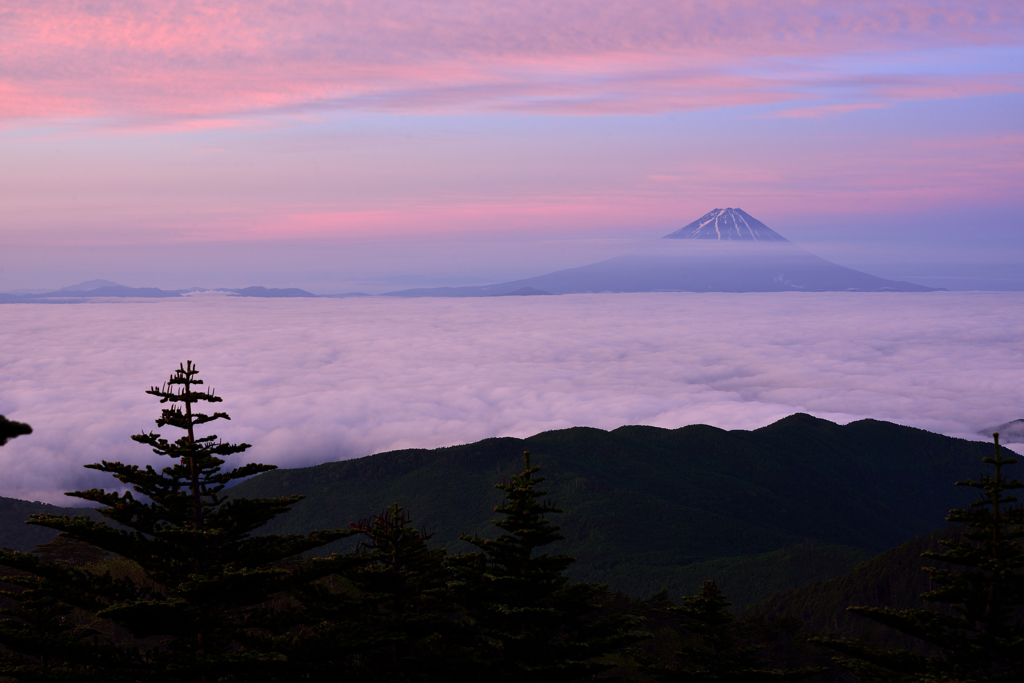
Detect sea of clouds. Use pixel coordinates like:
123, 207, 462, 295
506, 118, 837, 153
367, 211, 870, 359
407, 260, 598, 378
1, 292, 1022, 504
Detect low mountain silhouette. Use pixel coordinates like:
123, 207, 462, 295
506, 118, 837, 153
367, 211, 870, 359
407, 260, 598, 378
1, 282, 319, 302
978, 418, 1024, 443
0, 284, 183, 302
229, 413, 994, 605
0, 414, 1003, 606
385, 208, 940, 296
0, 497, 105, 550
223, 286, 317, 298
58, 279, 122, 292
493, 286, 552, 296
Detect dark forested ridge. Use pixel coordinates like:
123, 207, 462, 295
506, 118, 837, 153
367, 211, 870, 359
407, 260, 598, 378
231, 413, 996, 606
746, 526, 961, 647
0, 498, 100, 551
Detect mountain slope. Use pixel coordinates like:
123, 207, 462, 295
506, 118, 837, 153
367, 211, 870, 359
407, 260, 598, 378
230, 414, 994, 603
384, 209, 939, 296
386, 246, 936, 296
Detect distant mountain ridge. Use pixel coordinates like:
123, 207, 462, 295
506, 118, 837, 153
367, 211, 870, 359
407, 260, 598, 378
979, 419, 1024, 443
0, 281, 323, 303
59, 279, 121, 292
3, 209, 945, 300
226, 286, 317, 298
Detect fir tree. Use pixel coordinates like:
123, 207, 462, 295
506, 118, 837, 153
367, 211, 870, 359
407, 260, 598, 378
0, 415, 31, 446
1, 361, 353, 682
647, 580, 823, 682
273, 504, 470, 682
821, 433, 1024, 682
346, 504, 467, 681
450, 451, 645, 682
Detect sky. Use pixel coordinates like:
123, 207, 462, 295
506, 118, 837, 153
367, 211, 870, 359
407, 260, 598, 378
2, 1, 1023, 292
1, 292, 1022, 504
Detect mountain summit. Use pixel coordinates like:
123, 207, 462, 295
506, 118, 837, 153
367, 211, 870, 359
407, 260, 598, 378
664, 208, 788, 242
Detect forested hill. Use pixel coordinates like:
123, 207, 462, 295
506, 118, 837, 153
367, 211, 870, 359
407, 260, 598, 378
746, 526, 961, 647
231, 413, 1000, 606
0, 498, 99, 550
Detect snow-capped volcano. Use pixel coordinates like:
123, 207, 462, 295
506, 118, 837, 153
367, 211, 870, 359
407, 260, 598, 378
384, 208, 941, 296
665, 208, 788, 242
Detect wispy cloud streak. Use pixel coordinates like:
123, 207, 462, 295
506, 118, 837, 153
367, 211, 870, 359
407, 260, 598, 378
2, 1, 1021, 123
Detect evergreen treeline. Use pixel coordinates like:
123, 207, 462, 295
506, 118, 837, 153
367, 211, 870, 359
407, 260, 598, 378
1, 364, 1022, 681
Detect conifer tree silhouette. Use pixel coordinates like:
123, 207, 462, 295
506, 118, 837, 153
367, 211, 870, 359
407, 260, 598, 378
451, 451, 644, 682
822, 433, 1024, 682
274, 503, 471, 682
1, 361, 352, 681
346, 504, 464, 680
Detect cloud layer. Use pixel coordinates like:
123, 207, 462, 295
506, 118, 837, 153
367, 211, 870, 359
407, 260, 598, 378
1, 292, 1021, 504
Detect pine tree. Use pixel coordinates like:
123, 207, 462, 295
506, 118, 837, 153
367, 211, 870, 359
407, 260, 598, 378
450, 451, 645, 682
0, 415, 31, 446
1, 361, 353, 681
821, 433, 1024, 682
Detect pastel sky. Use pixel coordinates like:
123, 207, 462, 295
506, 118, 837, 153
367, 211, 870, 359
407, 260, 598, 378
2, 1, 1022, 291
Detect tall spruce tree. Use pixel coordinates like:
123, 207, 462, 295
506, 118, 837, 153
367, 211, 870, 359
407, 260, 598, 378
450, 451, 645, 682
0, 361, 353, 682
821, 433, 1024, 682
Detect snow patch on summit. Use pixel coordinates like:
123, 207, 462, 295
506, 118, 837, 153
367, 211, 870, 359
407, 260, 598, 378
665, 208, 789, 242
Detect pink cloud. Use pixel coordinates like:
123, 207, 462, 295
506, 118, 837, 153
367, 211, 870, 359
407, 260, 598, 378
2, 1, 1021, 123
771, 102, 890, 118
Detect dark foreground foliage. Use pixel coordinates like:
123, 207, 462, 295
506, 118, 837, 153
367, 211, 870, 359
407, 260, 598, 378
1, 365, 1022, 682
747, 527, 965, 652
815, 434, 1024, 682
0, 417, 31, 448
